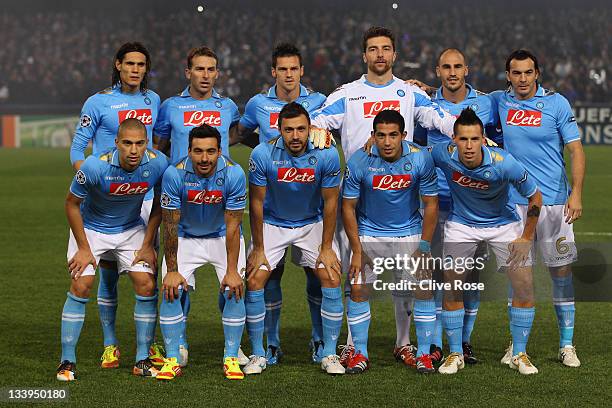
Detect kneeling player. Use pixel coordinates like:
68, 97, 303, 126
342, 110, 439, 374
57, 119, 168, 381
245, 102, 343, 375
157, 124, 247, 381
432, 109, 542, 375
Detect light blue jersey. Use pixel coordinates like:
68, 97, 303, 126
248, 138, 341, 228
160, 156, 246, 238
343, 141, 438, 237
154, 87, 240, 164
240, 85, 326, 144
489, 86, 580, 205
431, 142, 537, 227
70, 149, 168, 234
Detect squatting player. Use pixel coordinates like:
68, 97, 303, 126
432, 108, 542, 375
490, 50, 585, 368
157, 124, 247, 381
238, 43, 328, 364
311, 26, 455, 368
57, 119, 168, 381
342, 110, 439, 374
69, 42, 165, 369
245, 102, 344, 375
154, 46, 242, 366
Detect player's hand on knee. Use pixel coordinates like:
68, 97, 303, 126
348, 252, 363, 283
564, 193, 582, 224
246, 249, 271, 281
221, 270, 245, 300
163, 271, 187, 301
309, 126, 335, 149
68, 248, 97, 280
507, 237, 531, 270
317, 247, 341, 282
133, 245, 157, 272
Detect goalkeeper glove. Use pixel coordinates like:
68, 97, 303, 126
309, 126, 336, 149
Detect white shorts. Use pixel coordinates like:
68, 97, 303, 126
161, 236, 246, 290
100, 198, 153, 263
358, 235, 421, 285
250, 221, 339, 271
516, 204, 577, 267
443, 220, 532, 270
67, 226, 154, 277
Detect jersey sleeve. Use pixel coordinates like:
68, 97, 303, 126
229, 99, 241, 126
504, 153, 538, 199
153, 154, 169, 195
342, 155, 363, 199
321, 150, 341, 188
239, 96, 259, 130
311, 87, 346, 131
70, 96, 101, 164
248, 145, 268, 186
412, 88, 455, 137
225, 166, 247, 211
154, 99, 172, 139
69, 157, 98, 198
429, 143, 446, 168
555, 94, 581, 144
418, 150, 438, 196
160, 166, 182, 210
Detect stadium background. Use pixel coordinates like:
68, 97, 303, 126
0, 0, 610, 406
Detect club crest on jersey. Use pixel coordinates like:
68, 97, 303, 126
160, 193, 171, 207
118, 109, 153, 125
183, 111, 221, 127
109, 182, 149, 195
215, 101, 222, 108
144, 96, 151, 105
269, 112, 280, 129
536, 102, 544, 109
404, 163, 412, 171
79, 115, 92, 128
249, 158, 256, 172
301, 101, 310, 109
363, 100, 400, 118
397, 90, 405, 97
187, 189, 223, 204
143, 170, 150, 178
452, 172, 489, 190
278, 167, 316, 183
483, 170, 491, 179
308, 156, 317, 165
372, 174, 412, 190
75, 170, 86, 184
216, 177, 224, 186
471, 104, 479, 111
506, 109, 542, 127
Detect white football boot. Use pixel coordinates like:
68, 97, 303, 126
243, 355, 267, 375
501, 341, 513, 366
438, 352, 465, 375
558, 345, 581, 367
321, 355, 346, 375
511, 352, 539, 375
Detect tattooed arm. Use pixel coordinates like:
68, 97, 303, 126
162, 208, 187, 301
522, 190, 543, 241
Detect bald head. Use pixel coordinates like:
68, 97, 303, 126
118, 118, 147, 139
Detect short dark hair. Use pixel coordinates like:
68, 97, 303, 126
112, 42, 151, 91
505, 49, 540, 73
453, 108, 483, 135
278, 102, 310, 130
362, 26, 395, 52
373, 110, 405, 133
437, 48, 467, 66
272, 43, 302, 68
187, 46, 218, 69
118, 118, 147, 138
188, 124, 221, 149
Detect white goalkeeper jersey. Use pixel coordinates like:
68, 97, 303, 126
311, 75, 455, 161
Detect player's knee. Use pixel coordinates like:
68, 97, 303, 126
443, 300, 464, 311
132, 274, 156, 297
70, 278, 94, 299
247, 271, 268, 291
349, 284, 369, 302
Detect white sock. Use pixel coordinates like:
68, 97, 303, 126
393, 295, 414, 346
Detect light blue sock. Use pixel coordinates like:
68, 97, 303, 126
347, 298, 370, 358
61, 292, 89, 362
442, 309, 464, 354
179, 289, 190, 349
264, 279, 282, 348
432, 289, 443, 348
134, 294, 157, 361
510, 306, 535, 354
414, 299, 436, 357
246, 289, 266, 357
306, 270, 323, 342
552, 275, 575, 347
463, 290, 480, 344
97, 266, 119, 347
222, 290, 246, 358
321, 287, 343, 356
159, 289, 184, 360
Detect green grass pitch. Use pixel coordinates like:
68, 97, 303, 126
0, 145, 610, 407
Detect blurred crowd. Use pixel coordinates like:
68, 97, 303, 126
0, 2, 609, 106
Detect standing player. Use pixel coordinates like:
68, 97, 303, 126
490, 50, 585, 368
69, 42, 165, 369
157, 124, 247, 381
310, 26, 455, 368
342, 110, 439, 374
153, 46, 241, 365
432, 108, 542, 375
238, 43, 328, 364
245, 102, 343, 375
57, 119, 168, 381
